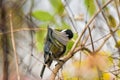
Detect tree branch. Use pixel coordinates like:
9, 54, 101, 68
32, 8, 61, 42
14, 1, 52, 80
95, 0, 120, 55
9, 11, 20, 80
0, 27, 46, 35
0, 1, 9, 79
63, 0, 77, 32
88, 27, 95, 52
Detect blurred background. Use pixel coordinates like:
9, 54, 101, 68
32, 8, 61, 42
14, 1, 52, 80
0, 0, 120, 80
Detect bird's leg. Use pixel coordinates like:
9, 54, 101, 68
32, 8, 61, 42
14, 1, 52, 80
50, 54, 64, 66
55, 59, 64, 66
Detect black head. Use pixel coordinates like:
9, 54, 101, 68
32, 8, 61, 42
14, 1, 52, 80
64, 29, 73, 39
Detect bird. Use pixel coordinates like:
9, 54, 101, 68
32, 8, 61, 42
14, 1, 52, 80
40, 27, 73, 78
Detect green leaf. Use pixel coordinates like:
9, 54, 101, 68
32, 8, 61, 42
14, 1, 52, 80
35, 26, 47, 52
108, 15, 116, 28
61, 22, 71, 29
65, 40, 74, 55
117, 29, 120, 37
84, 0, 96, 16
56, 22, 71, 30
115, 40, 120, 48
73, 33, 78, 40
32, 10, 54, 21
64, 33, 78, 55
49, 0, 64, 15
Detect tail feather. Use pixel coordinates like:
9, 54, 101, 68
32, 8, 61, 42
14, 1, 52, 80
40, 60, 52, 78
40, 65, 46, 78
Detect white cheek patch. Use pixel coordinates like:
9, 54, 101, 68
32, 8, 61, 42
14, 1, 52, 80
61, 29, 67, 32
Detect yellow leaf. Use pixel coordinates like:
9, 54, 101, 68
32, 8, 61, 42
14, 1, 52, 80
116, 29, 120, 37
108, 15, 116, 28
103, 73, 116, 80
103, 73, 111, 80
115, 40, 120, 48
62, 71, 69, 80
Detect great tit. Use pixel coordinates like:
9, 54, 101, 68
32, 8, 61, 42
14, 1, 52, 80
40, 27, 73, 78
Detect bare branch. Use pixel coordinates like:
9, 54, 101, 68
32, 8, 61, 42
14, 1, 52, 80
0, 27, 46, 35
95, 0, 120, 55
95, 23, 120, 52
95, 34, 111, 52
63, 0, 77, 32
82, 24, 95, 45
114, 0, 120, 23
88, 27, 95, 52
9, 11, 20, 80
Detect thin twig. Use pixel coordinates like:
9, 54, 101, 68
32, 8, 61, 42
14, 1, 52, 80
9, 11, 20, 80
82, 24, 95, 45
95, 33, 111, 52
88, 27, 95, 52
30, 54, 56, 77
14, 41, 56, 79
70, 0, 114, 56
26, 0, 35, 73
96, 0, 120, 56
74, 24, 119, 53
114, 0, 120, 23
0, 27, 46, 35
74, 34, 110, 54
63, 0, 77, 32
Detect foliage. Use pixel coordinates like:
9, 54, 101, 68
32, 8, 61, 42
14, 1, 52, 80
65, 33, 78, 55
84, 0, 96, 16
32, 11, 54, 21
3, 0, 119, 80
115, 40, 120, 48
35, 26, 47, 52
49, 0, 64, 15
107, 14, 116, 28
117, 29, 120, 37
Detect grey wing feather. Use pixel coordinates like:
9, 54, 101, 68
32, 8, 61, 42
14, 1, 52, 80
52, 30, 69, 45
